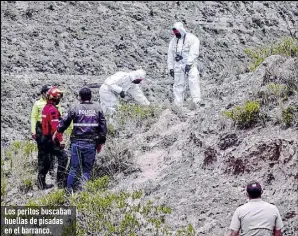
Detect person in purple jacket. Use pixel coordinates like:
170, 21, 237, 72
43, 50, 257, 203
53, 87, 107, 193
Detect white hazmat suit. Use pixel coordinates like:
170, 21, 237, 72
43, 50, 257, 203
167, 22, 201, 106
99, 69, 150, 116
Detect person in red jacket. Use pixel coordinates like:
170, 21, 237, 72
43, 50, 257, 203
39, 86, 68, 190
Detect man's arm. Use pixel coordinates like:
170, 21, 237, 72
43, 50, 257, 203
167, 38, 175, 71
99, 111, 108, 138
57, 104, 73, 134
97, 110, 107, 144
95, 110, 107, 153
108, 84, 123, 94
127, 85, 150, 106
186, 35, 200, 66
49, 107, 63, 142
95, 109, 108, 153
41, 109, 48, 137
57, 108, 74, 134
229, 208, 241, 236
274, 207, 283, 236
30, 102, 38, 134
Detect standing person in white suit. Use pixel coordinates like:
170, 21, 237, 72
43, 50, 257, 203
99, 69, 150, 116
167, 22, 202, 107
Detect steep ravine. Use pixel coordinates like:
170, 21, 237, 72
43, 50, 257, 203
1, 1, 298, 235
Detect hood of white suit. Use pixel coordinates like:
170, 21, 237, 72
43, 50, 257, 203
128, 69, 146, 82
173, 22, 186, 36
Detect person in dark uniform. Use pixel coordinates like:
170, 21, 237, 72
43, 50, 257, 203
53, 87, 107, 193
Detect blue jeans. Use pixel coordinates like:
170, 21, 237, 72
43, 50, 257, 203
67, 140, 96, 190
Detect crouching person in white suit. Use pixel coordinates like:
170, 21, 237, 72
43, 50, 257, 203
99, 69, 150, 117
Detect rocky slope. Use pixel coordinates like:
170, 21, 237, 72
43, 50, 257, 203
109, 55, 298, 235
1, 1, 298, 236
1, 1, 297, 141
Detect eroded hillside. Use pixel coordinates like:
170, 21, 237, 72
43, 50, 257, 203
1, 1, 298, 236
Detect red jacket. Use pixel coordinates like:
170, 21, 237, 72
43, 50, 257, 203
42, 101, 63, 143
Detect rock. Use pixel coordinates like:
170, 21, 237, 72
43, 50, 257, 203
188, 132, 203, 147
203, 147, 218, 166
225, 156, 247, 175
218, 133, 239, 150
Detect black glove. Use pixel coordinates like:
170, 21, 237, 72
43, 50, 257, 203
185, 65, 191, 74
96, 136, 106, 145
120, 91, 125, 98
170, 69, 174, 77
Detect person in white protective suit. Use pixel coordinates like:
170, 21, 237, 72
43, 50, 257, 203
167, 22, 202, 107
99, 69, 150, 116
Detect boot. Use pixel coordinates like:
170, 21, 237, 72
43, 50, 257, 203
57, 173, 65, 189
65, 187, 73, 196
37, 174, 54, 190
57, 180, 65, 189
49, 168, 55, 177
49, 157, 55, 176
43, 183, 54, 189
57, 166, 69, 189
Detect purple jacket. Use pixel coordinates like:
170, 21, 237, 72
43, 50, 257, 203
57, 101, 107, 144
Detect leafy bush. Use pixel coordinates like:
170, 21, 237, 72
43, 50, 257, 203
1, 140, 38, 203
23, 140, 38, 158
19, 178, 34, 193
282, 106, 297, 127
118, 104, 158, 120
84, 175, 109, 193
1, 179, 6, 199
26, 189, 66, 207
176, 224, 196, 236
7, 140, 38, 160
267, 83, 288, 98
1, 157, 7, 200
263, 65, 298, 92
93, 137, 135, 177
107, 123, 118, 137
26, 177, 195, 236
253, 81, 297, 128
223, 101, 260, 128
244, 37, 298, 71
115, 103, 163, 131
257, 83, 289, 105
94, 104, 163, 178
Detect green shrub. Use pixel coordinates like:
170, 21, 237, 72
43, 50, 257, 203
267, 83, 287, 98
115, 103, 163, 130
282, 106, 297, 127
1, 140, 38, 203
9, 140, 38, 159
257, 83, 289, 105
19, 178, 34, 193
85, 175, 109, 193
0, 179, 6, 198
107, 123, 118, 137
176, 224, 196, 236
223, 101, 260, 128
11, 140, 22, 150
26, 177, 195, 236
94, 137, 134, 177
244, 37, 298, 71
23, 140, 38, 158
1, 158, 7, 200
26, 189, 66, 207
